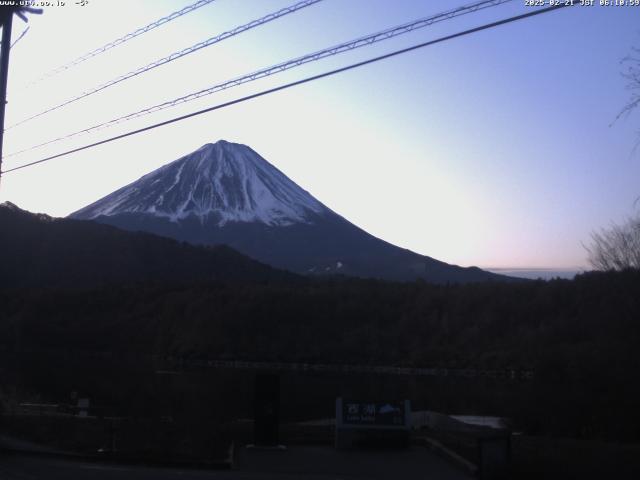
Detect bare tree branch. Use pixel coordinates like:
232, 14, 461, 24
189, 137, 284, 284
612, 45, 640, 126
586, 214, 640, 271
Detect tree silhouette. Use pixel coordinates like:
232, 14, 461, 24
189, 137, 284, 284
587, 46, 640, 271
587, 215, 640, 270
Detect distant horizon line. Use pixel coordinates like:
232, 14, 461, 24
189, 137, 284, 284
482, 267, 586, 272
482, 267, 586, 280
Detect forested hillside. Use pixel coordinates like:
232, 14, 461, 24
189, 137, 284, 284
2, 270, 639, 439
0, 202, 298, 288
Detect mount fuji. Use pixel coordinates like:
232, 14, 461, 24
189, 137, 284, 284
71, 140, 507, 283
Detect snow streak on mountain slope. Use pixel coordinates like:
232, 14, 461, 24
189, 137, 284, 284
73, 141, 326, 226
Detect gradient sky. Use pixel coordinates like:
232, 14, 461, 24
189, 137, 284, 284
0, 0, 639, 270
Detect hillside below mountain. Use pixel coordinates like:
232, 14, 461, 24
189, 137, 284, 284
0, 202, 297, 289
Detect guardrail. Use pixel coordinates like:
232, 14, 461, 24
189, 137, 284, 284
180, 359, 534, 380
1, 348, 534, 379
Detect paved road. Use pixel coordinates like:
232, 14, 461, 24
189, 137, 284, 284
0, 446, 470, 479
238, 445, 471, 479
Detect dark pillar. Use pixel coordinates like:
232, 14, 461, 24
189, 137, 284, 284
253, 373, 280, 446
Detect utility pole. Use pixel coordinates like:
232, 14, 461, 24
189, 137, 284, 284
0, 7, 14, 187
0, 4, 41, 187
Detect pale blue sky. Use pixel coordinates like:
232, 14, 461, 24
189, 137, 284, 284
1, 0, 639, 269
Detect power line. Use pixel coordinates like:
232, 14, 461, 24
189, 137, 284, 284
25, 0, 218, 86
8, 0, 323, 130
10, 25, 29, 49
5, 0, 515, 158
1, 3, 575, 176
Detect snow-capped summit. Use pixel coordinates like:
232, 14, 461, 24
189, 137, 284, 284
71, 141, 512, 283
73, 140, 326, 227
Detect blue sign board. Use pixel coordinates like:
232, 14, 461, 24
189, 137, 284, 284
340, 399, 408, 427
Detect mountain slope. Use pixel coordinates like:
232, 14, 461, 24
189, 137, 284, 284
0, 202, 298, 289
71, 140, 511, 283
